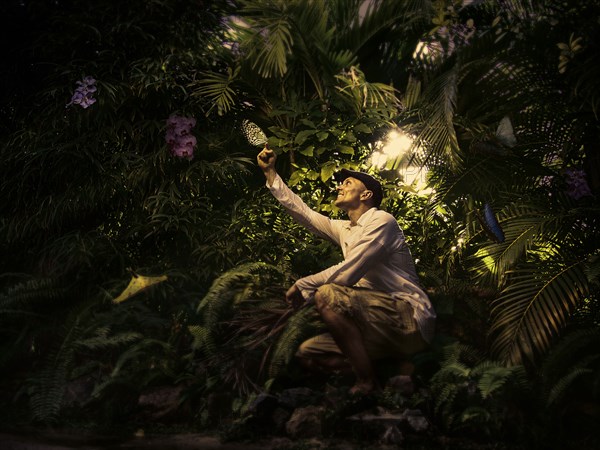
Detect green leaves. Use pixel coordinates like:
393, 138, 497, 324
430, 343, 530, 435
193, 66, 240, 116
253, 18, 294, 78
490, 260, 590, 364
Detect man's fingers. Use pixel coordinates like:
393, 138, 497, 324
259, 149, 274, 162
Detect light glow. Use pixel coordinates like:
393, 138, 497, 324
369, 128, 430, 192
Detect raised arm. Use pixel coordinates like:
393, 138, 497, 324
257, 147, 342, 245
257, 147, 277, 186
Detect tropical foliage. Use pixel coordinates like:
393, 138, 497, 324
0, 0, 598, 446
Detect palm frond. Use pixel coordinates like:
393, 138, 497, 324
540, 327, 600, 407
489, 260, 590, 364
404, 65, 461, 169
334, 66, 399, 119
469, 202, 551, 285
547, 367, 595, 407
192, 66, 240, 116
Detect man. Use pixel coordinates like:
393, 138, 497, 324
257, 148, 435, 395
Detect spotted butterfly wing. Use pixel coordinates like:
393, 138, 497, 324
242, 120, 268, 148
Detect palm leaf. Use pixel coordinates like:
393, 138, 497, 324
469, 202, 552, 285
547, 367, 595, 407
489, 260, 590, 364
540, 327, 600, 402
403, 64, 461, 169
192, 66, 240, 115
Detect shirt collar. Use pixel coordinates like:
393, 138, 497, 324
343, 207, 378, 230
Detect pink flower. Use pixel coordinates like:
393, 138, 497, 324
165, 114, 197, 160
67, 75, 98, 109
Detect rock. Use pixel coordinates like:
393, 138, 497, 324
278, 387, 318, 409
347, 406, 405, 427
247, 392, 278, 421
403, 409, 429, 432
285, 405, 325, 439
137, 385, 184, 422
272, 407, 292, 432
346, 406, 429, 436
380, 424, 404, 445
386, 375, 415, 396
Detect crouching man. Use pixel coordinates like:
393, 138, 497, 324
257, 148, 435, 395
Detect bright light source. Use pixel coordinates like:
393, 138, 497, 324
369, 128, 431, 194
382, 133, 412, 159
370, 151, 387, 169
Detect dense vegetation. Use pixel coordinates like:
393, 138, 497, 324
1, 0, 598, 448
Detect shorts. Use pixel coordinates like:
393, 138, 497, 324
296, 284, 428, 360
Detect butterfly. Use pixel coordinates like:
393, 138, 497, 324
242, 120, 268, 148
476, 203, 505, 243
113, 274, 168, 304
472, 116, 516, 155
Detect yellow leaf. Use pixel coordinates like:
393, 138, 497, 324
113, 275, 168, 304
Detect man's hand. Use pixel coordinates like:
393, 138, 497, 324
257, 147, 276, 170
285, 284, 305, 310
257, 148, 277, 186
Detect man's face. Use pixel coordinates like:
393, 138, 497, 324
335, 177, 368, 210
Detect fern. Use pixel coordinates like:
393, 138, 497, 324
0, 278, 66, 313
190, 262, 319, 395
430, 343, 531, 435
546, 367, 595, 407
267, 306, 319, 378
476, 364, 527, 399
28, 313, 85, 423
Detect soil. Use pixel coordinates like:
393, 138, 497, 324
0, 431, 286, 450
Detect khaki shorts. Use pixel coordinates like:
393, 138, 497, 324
296, 284, 428, 360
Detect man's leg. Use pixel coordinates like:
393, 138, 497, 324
313, 289, 378, 394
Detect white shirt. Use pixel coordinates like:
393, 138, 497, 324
268, 174, 436, 343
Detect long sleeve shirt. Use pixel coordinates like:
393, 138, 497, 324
268, 174, 436, 343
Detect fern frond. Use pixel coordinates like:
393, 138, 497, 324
0, 278, 65, 313
75, 331, 143, 351
477, 365, 526, 399
267, 306, 319, 378
459, 406, 492, 425
27, 310, 86, 423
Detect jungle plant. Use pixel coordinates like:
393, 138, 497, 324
188, 262, 321, 398
392, 0, 600, 366
429, 342, 531, 438
192, 0, 434, 209
538, 326, 600, 441
0, 0, 258, 425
